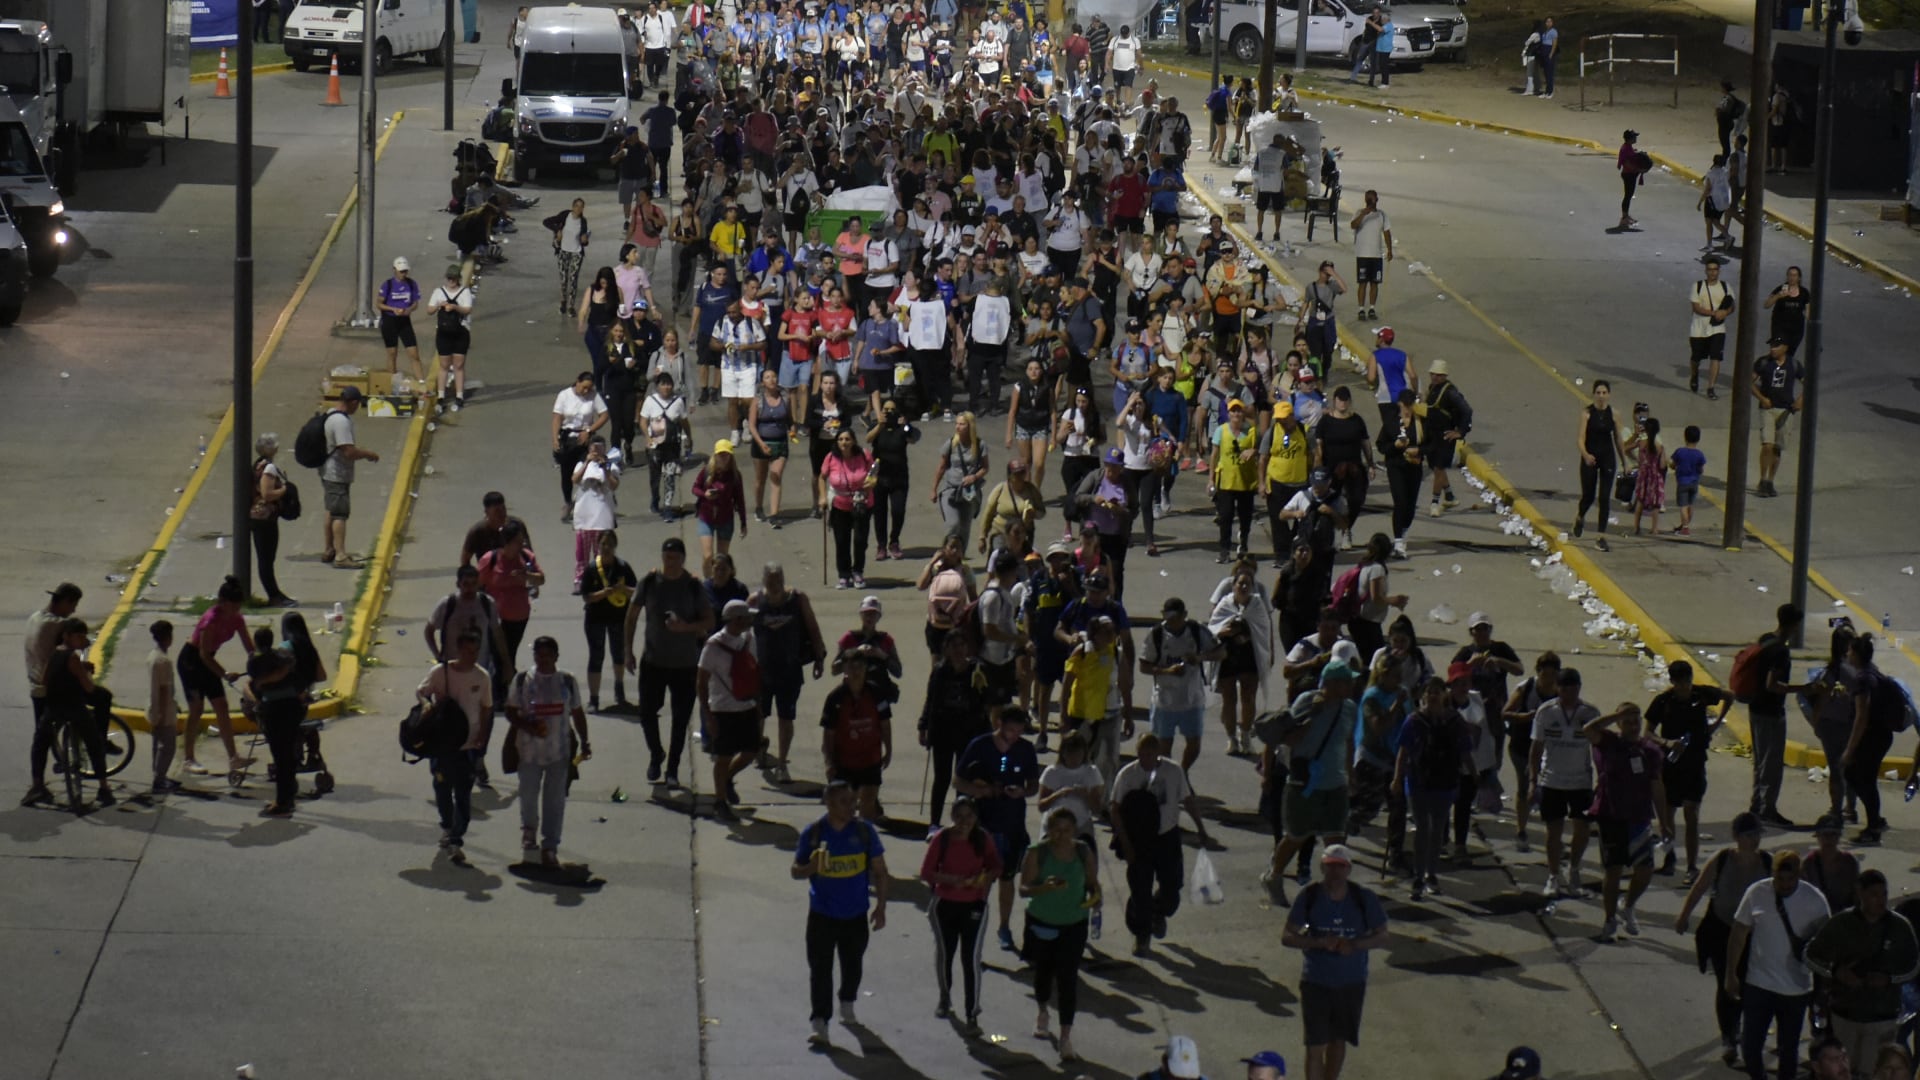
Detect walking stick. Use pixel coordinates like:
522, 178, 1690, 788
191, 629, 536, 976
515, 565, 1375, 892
821, 500, 830, 586
920, 743, 933, 825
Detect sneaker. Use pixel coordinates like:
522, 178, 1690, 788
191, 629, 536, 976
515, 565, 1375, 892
589, 696, 601, 712
1152, 913, 1168, 939
836, 577, 851, 589
1034, 1008, 1052, 1038
963, 1012, 981, 1036
998, 927, 1016, 951
889, 543, 904, 559
1450, 842, 1470, 864
522, 846, 540, 865
1429, 500, 1442, 517
874, 547, 890, 562
1721, 1042, 1739, 1066
1543, 874, 1563, 898
96, 787, 117, 808
1622, 906, 1641, 936
1595, 537, 1610, 552
725, 778, 742, 805
839, 1000, 859, 1026
664, 771, 680, 789
1261, 868, 1290, 907
1443, 490, 1458, 508
1425, 873, 1442, 896
1058, 1034, 1079, 1063
449, 844, 469, 866
809, 1019, 831, 1046
1411, 879, 1426, 901
770, 763, 791, 784
713, 802, 738, 822
1683, 866, 1700, 887
1392, 537, 1408, 559
1598, 917, 1618, 941
20, 784, 52, 807
1659, 847, 1677, 876
935, 1000, 952, 1019
447, 399, 462, 413
646, 760, 662, 783
184, 760, 210, 776
1855, 827, 1883, 845
1760, 810, 1796, 829
1034, 733, 1050, 753
1514, 833, 1531, 853
851, 573, 866, 588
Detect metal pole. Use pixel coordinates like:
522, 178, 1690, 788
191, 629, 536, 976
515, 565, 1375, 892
1259, 0, 1276, 105
1292, 0, 1308, 73
1211, 0, 1223, 93
1722, 0, 1774, 551
444, 0, 455, 131
234, 0, 255, 593
1789, 0, 1841, 646
349, 0, 379, 327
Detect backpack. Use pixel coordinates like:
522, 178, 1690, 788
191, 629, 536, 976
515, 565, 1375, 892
1206, 85, 1230, 114
1111, 784, 1162, 855
1148, 620, 1203, 666
399, 677, 472, 762
278, 478, 303, 521
1413, 711, 1462, 789
716, 636, 763, 701
1868, 672, 1917, 734
1728, 640, 1768, 703
1294, 880, 1378, 935
1632, 150, 1653, 173
1328, 564, 1366, 622
293, 409, 342, 470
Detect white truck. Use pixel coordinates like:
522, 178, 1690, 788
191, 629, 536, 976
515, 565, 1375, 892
1215, 0, 1469, 69
508, 5, 634, 184
282, 0, 450, 76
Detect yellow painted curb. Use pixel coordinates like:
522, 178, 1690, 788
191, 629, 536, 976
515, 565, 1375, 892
1183, 181, 1902, 774
1141, 56, 1920, 296
100, 110, 410, 733
188, 61, 295, 84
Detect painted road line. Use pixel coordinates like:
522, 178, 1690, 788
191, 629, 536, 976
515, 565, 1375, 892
97, 111, 409, 729
1141, 57, 1920, 296
333, 384, 435, 708
1184, 180, 1898, 772
188, 62, 295, 84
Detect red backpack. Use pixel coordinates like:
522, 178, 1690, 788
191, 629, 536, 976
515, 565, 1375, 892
718, 638, 762, 701
1728, 640, 1767, 702
1328, 565, 1366, 622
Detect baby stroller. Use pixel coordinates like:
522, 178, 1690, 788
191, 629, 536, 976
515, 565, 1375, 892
234, 692, 336, 796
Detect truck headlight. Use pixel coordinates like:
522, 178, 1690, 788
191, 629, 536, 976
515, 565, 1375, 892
48, 201, 63, 216
344, 30, 364, 41
54, 229, 67, 245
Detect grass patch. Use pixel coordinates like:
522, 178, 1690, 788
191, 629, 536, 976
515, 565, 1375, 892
190, 43, 290, 76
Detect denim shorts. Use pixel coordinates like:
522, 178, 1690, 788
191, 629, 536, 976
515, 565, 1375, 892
1016, 424, 1049, 442
1674, 483, 1698, 508
695, 517, 734, 541
1150, 706, 1206, 740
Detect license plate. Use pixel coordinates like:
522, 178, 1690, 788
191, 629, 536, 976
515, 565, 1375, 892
560, 154, 586, 163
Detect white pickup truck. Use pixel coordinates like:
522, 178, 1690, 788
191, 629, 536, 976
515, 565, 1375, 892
1215, 0, 1470, 69
282, 0, 450, 76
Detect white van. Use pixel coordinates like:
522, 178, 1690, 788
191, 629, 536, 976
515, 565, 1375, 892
283, 0, 450, 76
509, 5, 633, 183
1217, 0, 1468, 68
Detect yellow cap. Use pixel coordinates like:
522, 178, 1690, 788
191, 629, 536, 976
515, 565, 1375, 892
713, 438, 735, 455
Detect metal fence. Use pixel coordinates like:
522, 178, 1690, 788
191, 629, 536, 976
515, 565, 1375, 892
1578, 33, 1681, 109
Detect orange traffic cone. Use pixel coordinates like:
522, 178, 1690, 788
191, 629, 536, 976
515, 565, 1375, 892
321, 52, 345, 107
213, 47, 232, 99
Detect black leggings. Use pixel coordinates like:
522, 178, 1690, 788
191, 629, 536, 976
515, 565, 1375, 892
1024, 917, 1089, 1026
830, 507, 870, 578
1122, 468, 1159, 545
1385, 460, 1421, 540
929, 898, 988, 1015
1843, 728, 1893, 828
493, 619, 529, 703
1577, 459, 1617, 534
1621, 171, 1637, 217
929, 742, 962, 824
639, 661, 698, 775
872, 483, 910, 547
583, 616, 624, 675
261, 698, 306, 807
1453, 768, 1483, 845
1214, 488, 1255, 552
556, 440, 590, 504
250, 516, 286, 601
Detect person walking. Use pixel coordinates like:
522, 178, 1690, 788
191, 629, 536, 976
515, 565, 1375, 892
1743, 603, 1804, 827
1349, 192, 1392, 322
821, 427, 877, 589
641, 371, 693, 519
476, 523, 544, 709
793, 780, 890, 1047
1806, 870, 1920, 1069
578, 531, 636, 712
1211, 400, 1260, 561
1837, 633, 1896, 844
1688, 256, 1734, 397
1141, 596, 1223, 769
699, 599, 763, 821
922, 629, 991, 829
1395, 677, 1472, 899
1110, 732, 1210, 956
1763, 266, 1813, 360
428, 267, 476, 409
1584, 701, 1667, 941
1531, 666, 1599, 898
1675, 812, 1775, 1068
623, 536, 716, 787
869, 402, 922, 560
957, 707, 1043, 952
921, 795, 1002, 1033
1020, 806, 1099, 1065
749, 562, 825, 787
549, 198, 592, 316
1647, 660, 1736, 882
1725, 850, 1830, 1080
416, 629, 493, 866
507, 636, 591, 869
1752, 336, 1804, 499
553, 372, 611, 518
569, 438, 620, 590
692, 439, 749, 578
1282, 844, 1390, 1080
1420, 361, 1470, 517
932, 413, 990, 540
820, 646, 893, 821
1264, 660, 1361, 905
1376, 390, 1425, 558
1572, 379, 1627, 552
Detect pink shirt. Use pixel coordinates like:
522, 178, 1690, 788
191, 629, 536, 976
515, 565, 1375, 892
477, 547, 542, 622
820, 451, 874, 512
193, 605, 249, 655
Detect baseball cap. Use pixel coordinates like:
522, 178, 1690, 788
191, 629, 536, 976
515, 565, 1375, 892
1104, 447, 1125, 465
392, 256, 411, 271
1429, 359, 1450, 376
1768, 335, 1787, 346
1732, 811, 1764, 837
1447, 661, 1474, 684
1218, 238, 1237, 251
859, 595, 883, 613
1242, 1051, 1288, 1074
1089, 84, 1105, 96
722, 599, 753, 620
1273, 401, 1294, 419
712, 438, 735, 456
1376, 326, 1394, 344
661, 536, 687, 554
48, 582, 83, 602
1321, 661, 1357, 684
1623, 128, 1640, 140
1500, 1046, 1542, 1080
961, 175, 975, 185
1297, 368, 1318, 383
1469, 611, 1492, 629
1309, 467, 1332, 486
1165, 1035, 1201, 1079
1046, 542, 1073, 561
1162, 596, 1187, 616
1085, 573, 1112, 591
337, 385, 366, 402
1320, 843, 1353, 866
1227, 399, 1246, 412
1126, 317, 1143, 332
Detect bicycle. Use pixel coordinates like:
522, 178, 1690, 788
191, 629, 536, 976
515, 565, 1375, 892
46, 701, 135, 815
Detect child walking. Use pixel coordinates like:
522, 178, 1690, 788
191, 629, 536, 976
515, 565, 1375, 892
1669, 424, 1707, 537
1630, 417, 1667, 535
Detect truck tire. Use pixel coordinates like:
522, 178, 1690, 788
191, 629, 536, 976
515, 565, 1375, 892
426, 32, 448, 66
28, 238, 59, 279
373, 38, 394, 76
511, 149, 530, 184
1229, 27, 1261, 64
0, 303, 19, 326
290, 54, 312, 72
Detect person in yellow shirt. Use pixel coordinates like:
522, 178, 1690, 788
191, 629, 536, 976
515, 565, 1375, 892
1059, 616, 1124, 786
708, 203, 748, 273
1211, 399, 1260, 562
1260, 400, 1310, 565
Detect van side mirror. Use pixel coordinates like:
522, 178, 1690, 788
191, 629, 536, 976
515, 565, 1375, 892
385, 0, 402, 9
55, 50, 73, 86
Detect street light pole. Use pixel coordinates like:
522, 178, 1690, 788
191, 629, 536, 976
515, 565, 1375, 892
1294, 0, 1309, 72
347, 0, 378, 328
233, 0, 255, 593
1211, 0, 1223, 92
1721, 0, 1774, 551
1259, 0, 1277, 104
444, 0, 455, 131
1788, 0, 1843, 646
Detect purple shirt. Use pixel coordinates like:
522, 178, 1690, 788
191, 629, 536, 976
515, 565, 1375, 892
379, 276, 421, 314
1088, 474, 1128, 535
1589, 730, 1664, 823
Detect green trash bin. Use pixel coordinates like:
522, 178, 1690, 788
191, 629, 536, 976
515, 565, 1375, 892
805, 207, 881, 245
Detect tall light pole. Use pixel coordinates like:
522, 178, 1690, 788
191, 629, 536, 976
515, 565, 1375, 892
347, 0, 379, 328
1210, 0, 1223, 91
1294, 0, 1309, 72
233, 0, 256, 592
1721, 0, 1775, 552
1788, 0, 1851, 646
444, 0, 455, 131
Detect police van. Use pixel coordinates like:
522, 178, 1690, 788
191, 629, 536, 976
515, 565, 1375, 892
282, 0, 450, 75
1215, 0, 1469, 69
508, 5, 634, 184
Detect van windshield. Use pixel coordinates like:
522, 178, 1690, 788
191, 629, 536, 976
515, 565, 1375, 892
0, 43, 39, 94
0, 124, 44, 178
520, 52, 626, 97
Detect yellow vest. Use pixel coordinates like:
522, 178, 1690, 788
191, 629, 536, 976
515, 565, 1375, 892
1215, 423, 1259, 491
1266, 423, 1310, 485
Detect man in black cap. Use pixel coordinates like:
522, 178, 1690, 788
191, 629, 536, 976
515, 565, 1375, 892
320, 385, 380, 569
623, 536, 715, 787
1493, 1046, 1540, 1080
22, 583, 83, 805
1751, 335, 1803, 499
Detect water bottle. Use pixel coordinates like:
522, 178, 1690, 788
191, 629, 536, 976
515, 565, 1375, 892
197, 434, 208, 455
1904, 773, 1918, 802
1885, 612, 1894, 632
328, 602, 345, 634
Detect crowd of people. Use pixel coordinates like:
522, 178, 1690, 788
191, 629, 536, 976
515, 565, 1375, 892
18, 2, 1918, 1076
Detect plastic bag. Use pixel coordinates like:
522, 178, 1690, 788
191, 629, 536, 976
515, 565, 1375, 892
1189, 850, 1226, 906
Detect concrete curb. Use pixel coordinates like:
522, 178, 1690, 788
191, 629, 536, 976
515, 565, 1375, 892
1141, 57, 1920, 296
188, 61, 295, 84
1182, 180, 1886, 773
99, 110, 412, 732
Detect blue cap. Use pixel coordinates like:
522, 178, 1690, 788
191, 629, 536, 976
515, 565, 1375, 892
1103, 447, 1125, 465
1242, 1051, 1288, 1074
1500, 1047, 1541, 1080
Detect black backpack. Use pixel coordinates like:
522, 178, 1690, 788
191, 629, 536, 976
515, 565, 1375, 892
399, 691, 471, 762
1868, 672, 1916, 734
1413, 711, 1462, 789
278, 478, 303, 521
1111, 785, 1162, 855
293, 409, 341, 470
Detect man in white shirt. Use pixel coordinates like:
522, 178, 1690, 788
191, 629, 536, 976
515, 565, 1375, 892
966, 278, 1013, 414
863, 225, 899, 314
1529, 667, 1599, 900
1252, 132, 1289, 242
1108, 25, 1142, 105
1726, 851, 1831, 1080
322, 386, 380, 569
1349, 189, 1393, 321
977, 549, 1024, 713
699, 599, 762, 821
418, 629, 495, 865
1110, 733, 1211, 956
1139, 597, 1223, 770
1687, 256, 1733, 397
639, 1, 676, 87
552, 374, 610, 520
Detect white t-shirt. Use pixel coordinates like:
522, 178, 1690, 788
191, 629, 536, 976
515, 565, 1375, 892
1046, 205, 1088, 252
1356, 562, 1389, 624
698, 629, 759, 711
554, 386, 608, 433
1530, 699, 1599, 790
864, 238, 899, 286
1041, 761, 1105, 834
1110, 36, 1140, 71
1139, 619, 1217, 712
1690, 280, 1732, 339
1254, 146, 1288, 193
641, 393, 688, 450
571, 460, 620, 530
971, 294, 1012, 346
419, 662, 494, 751
1734, 879, 1830, 995
322, 410, 356, 484
509, 668, 580, 767
430, 285, 474, 329
1110, 759, 1192, 835
1118, 414, 1153, 470
1353, 209, 1391, 259
978, 584, 1019, 665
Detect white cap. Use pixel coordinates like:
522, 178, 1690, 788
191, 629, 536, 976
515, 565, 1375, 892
1469, 611, 1493, 629
859, 595, 883, 613
392, 256, 411, 271
1166, 1035, 1202, 1079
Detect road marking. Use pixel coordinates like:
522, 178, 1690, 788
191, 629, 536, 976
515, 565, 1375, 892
95, 111, 409, 728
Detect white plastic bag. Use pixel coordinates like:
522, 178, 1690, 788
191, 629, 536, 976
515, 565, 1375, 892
1189, 850, 1226, 906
